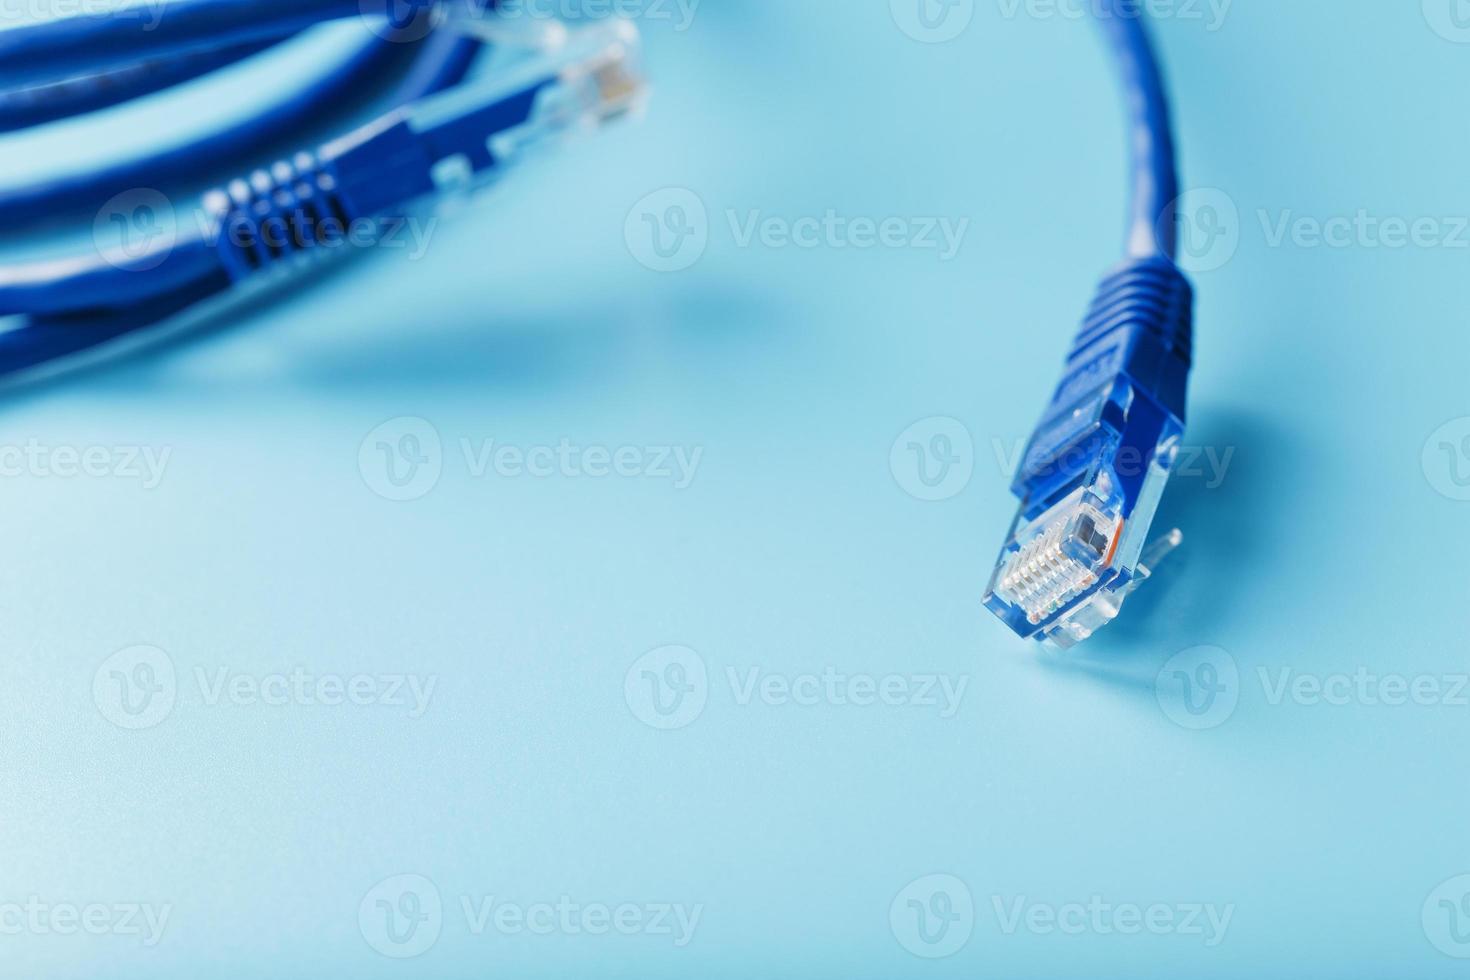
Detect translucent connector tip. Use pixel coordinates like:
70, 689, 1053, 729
442, 0, 571, 49
993, 492, 1123, 626
490, 18, 647, 159
407, 18, 645, 200
984, 256, 1192, 649
984, 427, 1182, 649
554, 19, 647, 122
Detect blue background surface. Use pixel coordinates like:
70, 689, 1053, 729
3, 1, 1470, 976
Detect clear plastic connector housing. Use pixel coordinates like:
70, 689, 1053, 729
409, 18, 645, 186
991, 487, 1123, 627
514, 18, 646, 139
984, 411, 1183, 650
501, 18, 647, 148
983, 255, 1193, 650
442, 0, 572, 49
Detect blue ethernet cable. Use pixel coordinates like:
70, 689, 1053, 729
0, 0, 515, 227
0, 0, 430, 89
982, 0, 1194, 649
0, 37, 285, 133
0, 1, 643, 382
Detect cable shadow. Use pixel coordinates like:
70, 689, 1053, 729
1033, 405, 1300, 692
0, 250, 786, 412
278, 286, 787, 396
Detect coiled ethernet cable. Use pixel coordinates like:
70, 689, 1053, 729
0, 0, 643, 381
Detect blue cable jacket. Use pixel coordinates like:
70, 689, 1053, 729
1091, 0, 1179, 259
0, 35, 403, 225
0, 0, 409, 89
0, 239, 220, 317
0, 269, 231, 381
0, 3, 485, 376
0, 36, 287, 133
985, 1, 1193, 644
0, 0, 482, 225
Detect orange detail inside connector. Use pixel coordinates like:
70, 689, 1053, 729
1105, 519, 1124, 566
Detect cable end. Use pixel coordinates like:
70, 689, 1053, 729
984, 257, 1193, 650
